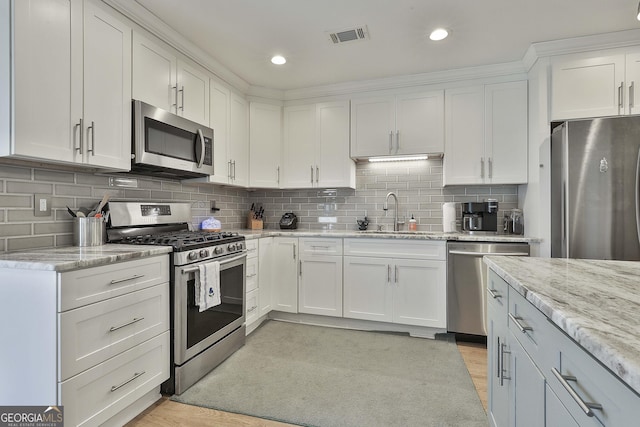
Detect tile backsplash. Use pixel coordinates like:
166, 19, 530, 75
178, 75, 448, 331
0, 159, 518, 252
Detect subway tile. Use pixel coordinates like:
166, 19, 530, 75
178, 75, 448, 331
0, 195, 32, 208
0, 223, 31, 237
76, 173, 111, 186
35, 221, 73, 235
0, 165, 32, 180
150, 190, 173, 200
6, 181, 53, 194
171, 192, 192, 201
8, 209, 52, 222
56, 184, 92, 197
8, 235, 54, 251
55, 234, 74, 247
161, 181, 183, 191
124, 189, 152, 199
35, 169, 75, 183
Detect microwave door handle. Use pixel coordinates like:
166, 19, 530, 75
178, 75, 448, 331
196, 129, 205, 168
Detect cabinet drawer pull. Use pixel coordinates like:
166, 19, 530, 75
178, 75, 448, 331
109, 317, 144, 332
551, 368, 603, 417
247, 273, 257, 278
508, 313, 533, 333
500, 342, 511, 386
487, 288, 502, 299
247, 306, 258, 313
110, 274, 145, 285
110, 371, 145, 392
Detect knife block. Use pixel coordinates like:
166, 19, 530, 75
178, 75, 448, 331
247, 213, 263, 230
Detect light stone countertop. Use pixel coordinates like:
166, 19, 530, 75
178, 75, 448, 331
0, 245, 172, 272
484, 256, 640, 395
236, 229, 540, 243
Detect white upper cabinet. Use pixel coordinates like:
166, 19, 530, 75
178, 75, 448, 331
444, 81, 528, 186
283, 101, 354, 189
228, 92, 249, 187
551, 48, 640, 120
132, 32, 209, 125
249, 102, 282, 188
350, 91, 444, 158
5, 0, 131, 171
208, 81, 231, 184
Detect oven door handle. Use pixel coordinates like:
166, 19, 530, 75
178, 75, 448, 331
181, 252, 247, 274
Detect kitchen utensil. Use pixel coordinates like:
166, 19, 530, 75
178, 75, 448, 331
95, 194, 110, 216
77, 207, 90, 217
66, 206, 77, 218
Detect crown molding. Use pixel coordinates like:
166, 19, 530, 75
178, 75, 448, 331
278, 61, 527, 101
523, 28, 640, 71
102, 0, 250, 93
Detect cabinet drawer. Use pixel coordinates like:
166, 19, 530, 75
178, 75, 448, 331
344, 238, 445, 260
546, 324, 640, 427
507, 287, 549, 366
246, 288, 259, 325
59, 255, 169, 311
246, 256, 258, 292
246, 239, 259, 258
59, 284, 169, 380
299, 238, 343, 256
487, 270, 508, 314
60, 331, 169, 427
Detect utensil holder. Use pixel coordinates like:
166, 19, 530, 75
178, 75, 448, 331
73, 217, 105, 246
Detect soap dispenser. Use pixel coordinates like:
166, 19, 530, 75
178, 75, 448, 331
408, 215, 417, 231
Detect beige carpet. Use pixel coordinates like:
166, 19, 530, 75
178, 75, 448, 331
172, 320, 487, 427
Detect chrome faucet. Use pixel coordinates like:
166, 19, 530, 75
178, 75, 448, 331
383, 191, 400, 231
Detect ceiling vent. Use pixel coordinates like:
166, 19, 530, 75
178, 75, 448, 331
327, 26, 369, 45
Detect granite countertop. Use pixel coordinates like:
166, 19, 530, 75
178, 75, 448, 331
236, 229, 540, 243
484, 256, 640, 395
0, 245, 172, 272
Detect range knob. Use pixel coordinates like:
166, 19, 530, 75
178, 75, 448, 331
199, 249, 209, 258
213, 246, 224, 255
236, 242, 244, 250
187, 251, 198, 261
227, 243, 237, 251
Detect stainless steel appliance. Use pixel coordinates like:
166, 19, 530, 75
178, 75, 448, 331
447, 242, 530, 337
279, 212, 298, 229
551, 116, 640, 260
105, 201, 246, 395
132, 100, 214, 179
461, 200, 498, 233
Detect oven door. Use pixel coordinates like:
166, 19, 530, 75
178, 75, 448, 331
174, 252, 246, 365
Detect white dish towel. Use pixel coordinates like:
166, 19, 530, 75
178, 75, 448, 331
195, 261, 221, 312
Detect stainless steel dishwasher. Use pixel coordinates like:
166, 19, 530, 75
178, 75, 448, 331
447, 241, 530, 337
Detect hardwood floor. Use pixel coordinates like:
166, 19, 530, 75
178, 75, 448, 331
126, 340, 487, 427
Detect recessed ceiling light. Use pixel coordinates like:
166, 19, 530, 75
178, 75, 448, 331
429, 28, 449, 41
271, 55, 286, 65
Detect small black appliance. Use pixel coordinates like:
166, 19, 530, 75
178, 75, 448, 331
461, 199, 498, 232
279, 212, 298, 229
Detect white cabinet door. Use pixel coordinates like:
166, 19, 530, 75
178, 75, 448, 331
350, 96, 396, 158
258, 237, 273, 317
443, 85, 485, 185
551, 54, 625, 120
132, 32, 176, 113
392, 259, 446, 328
12, 0, 78, 163
545, 384, 579, 427
282, 104, 316, 188
625, 52, 640, 115
209, 81, 231, 184
249, 102, 282, 188
316, 101, 355, 188
487, 303, 509, 427
176, 60, 209, 125
229, 92, 249, 187
485, 81, 528, 184
343, 256, 393, 323
271, 238, 298, 313
508, 331, 546, 427
395, 91, 444, 155
82, 1, 131, 170
299, 256, 342, 317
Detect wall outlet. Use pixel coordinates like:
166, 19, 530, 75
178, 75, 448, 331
34, 194, 52, 217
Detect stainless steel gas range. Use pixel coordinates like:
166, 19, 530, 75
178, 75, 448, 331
106, 201, 246, 395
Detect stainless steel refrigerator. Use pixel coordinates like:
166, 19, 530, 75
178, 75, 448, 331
551, 116, 640, 260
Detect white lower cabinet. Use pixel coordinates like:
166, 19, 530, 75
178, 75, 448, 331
487, 268, 640, 427
343, 239, 446, 328
245, 239, 260, 327
271, 237, 299, 313
298, 238, 343, 317
258, 237, 274, 317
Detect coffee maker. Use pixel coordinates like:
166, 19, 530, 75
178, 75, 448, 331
461, 199, 498, 232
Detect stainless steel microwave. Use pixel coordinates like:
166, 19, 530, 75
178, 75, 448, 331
132, 100, 214, 179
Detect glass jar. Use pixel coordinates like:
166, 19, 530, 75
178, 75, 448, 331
511, 209, 524, 235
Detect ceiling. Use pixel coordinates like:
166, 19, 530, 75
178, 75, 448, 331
134, 0, 640, 91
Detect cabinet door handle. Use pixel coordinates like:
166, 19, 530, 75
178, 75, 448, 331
310, 166, 314, 184
172, 85, 178, 112
389, 131, 393, 153
299, 260, 302, 276
87, 121, 95, 156
277, 166, 280, 184
110, 274, 145, 285
630, 81, 635, 111
551, 367, 603, 417
488, 157, 493, 179
618, 82, 624, 112
179, 86, 185, 111
247, 305, 258, 313
293, 243, 296, 260
109, 317, 144, 332
487, 288, 502, 299
496, 336, 501, 378
508, 313, 533, 333
316, 166, 319, 183
394, 265, 398, 283
387, 264, 391, 283
232, 160, 236, 180
500, 342, 511, 386
395, 130, 400, 152
480, 157, 485, 178
74, 118, 83, 154
110, 371, 145, 392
